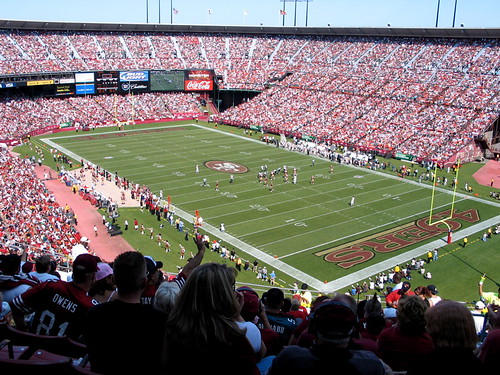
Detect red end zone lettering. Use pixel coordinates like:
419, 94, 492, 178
324, 247, 374, 269
317, 209, 480, 268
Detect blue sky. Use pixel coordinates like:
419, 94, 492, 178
2, 0, 499, 28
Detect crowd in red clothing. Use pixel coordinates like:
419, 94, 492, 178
0, 150, 80, 262
0, 30, 498, 163
0, 92, 204, 141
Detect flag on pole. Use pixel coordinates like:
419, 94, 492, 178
173, 8, 179, 15
280, 10, 287, 16
243, 9, 249, 16
208, 9, 212, 15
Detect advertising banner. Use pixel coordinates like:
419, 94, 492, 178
119, 71, 149, 82
75, 72, 94, 83
27, 80, 54, 86
55, 84, 75, 96
76, 83, 95, 95
118, 81, 149, 94
184, 80, 213, 91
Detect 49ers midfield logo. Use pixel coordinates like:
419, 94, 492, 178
205, 161, 248, 174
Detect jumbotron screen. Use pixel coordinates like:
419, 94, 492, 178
150, 70, 184, 91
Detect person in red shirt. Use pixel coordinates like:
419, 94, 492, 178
385, 281, 415, 309
9, 253, 100, 340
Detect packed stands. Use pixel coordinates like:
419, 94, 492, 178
0, 29, 498, 163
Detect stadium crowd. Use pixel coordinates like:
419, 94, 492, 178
0, 30, 498, 163
0, 92, 204, 140
0, 28, 499, 373
1, 236, 499, 374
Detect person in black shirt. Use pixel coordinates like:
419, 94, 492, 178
83, 251, 166, 374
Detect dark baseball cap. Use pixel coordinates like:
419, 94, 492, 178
237, 286, 260, 321
73, 253, 100, 273
427, 284, 439, 294
145, 255, 163, 276
310, 300, 357, 339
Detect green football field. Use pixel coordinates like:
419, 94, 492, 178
37, 122, 500, 299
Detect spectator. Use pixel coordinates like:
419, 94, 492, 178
407, 300, 484, 374
377, 295, 434, 372
87, 262, 116, 304
268, 298, 391, 374
414, 286, 433, 308
84, 251, 167, 374
258, 288, 298, 347
29, 254, 60, 283
298, 283, 312, 311
140, 255, 164, 305
384, 281, 415, 312
235, 286, 277, 373
153, 235, 207, 317
9, 253, 100, 340
478, 273, 500, 306
427, 284, 441, 305
477, 304, 500, 372
288, 297, 308, 325
163, 263, 260, 375
0, 253, 40, 303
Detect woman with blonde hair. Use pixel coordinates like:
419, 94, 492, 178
163, 263, 259, 375
408, 300, 484, 374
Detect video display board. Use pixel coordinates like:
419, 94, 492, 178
150, 70, 185, 91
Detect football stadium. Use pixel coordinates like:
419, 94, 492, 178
0, 1, 500, 373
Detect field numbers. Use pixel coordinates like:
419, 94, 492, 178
220, 192, 238, 198
152, 163, 165, 168
250, 204, 269, 212
172, 171, 185, 176
383, 193, 401, 201
219, 145, 231, 149
239, 151, 251, 155
285, 218, 307, 227
200, 139, 212, 144
315, 173, 330, 179
119, 149, 130, 154
347, 183, 364, 190
135, 156, 146, 160
107, 144, 116, 148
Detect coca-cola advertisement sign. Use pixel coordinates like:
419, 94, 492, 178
185, 80, 213, 91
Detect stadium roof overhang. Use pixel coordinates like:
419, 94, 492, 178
0, 19, 499, 39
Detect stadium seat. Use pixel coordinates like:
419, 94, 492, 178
3, 325, 88, 360
0, 355, 72, 374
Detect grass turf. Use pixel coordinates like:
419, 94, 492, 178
16, 121, 500, 303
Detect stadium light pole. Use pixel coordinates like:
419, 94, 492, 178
282, 1, 286, 27
305, 0, 309, 27
435, 0, 441, 27
170, 0, 173, 24
146, 0, 149, 23
159, 0, 161, 23
452, 0, 458, 27
294, 0, 297, 27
